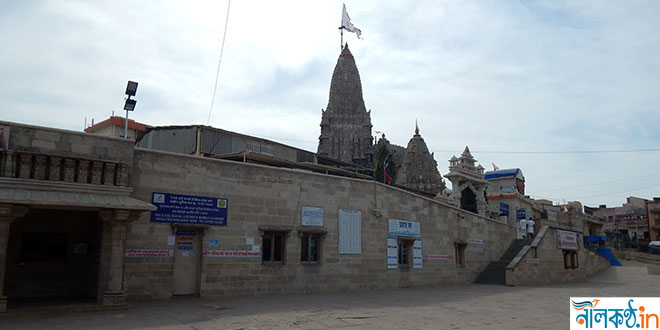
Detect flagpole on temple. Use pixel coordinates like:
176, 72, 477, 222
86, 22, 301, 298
339, 26, 344, 51
340, 4, 361, 49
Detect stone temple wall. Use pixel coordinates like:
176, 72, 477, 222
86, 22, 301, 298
125, 148, 517, 301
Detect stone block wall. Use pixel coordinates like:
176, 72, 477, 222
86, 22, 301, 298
0, 121, 133, 186
505, 226, 610, 286
2, 121, 133, 163
125, 149, 517, 301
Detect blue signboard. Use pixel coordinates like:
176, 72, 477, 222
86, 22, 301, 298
499, 202, 509, 216
516, 209, 526, 219
151, 192, 228, 225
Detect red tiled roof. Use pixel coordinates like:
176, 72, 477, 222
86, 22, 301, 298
84, 116, 151, 132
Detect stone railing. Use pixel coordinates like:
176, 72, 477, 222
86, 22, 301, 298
0, 150, 129, 187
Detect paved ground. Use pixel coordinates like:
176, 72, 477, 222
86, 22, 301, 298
2, 261, 658, 330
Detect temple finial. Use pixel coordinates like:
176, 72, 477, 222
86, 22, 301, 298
415, 119, 419, 136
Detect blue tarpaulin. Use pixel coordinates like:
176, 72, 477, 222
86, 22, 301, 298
484, 168, 524, 181
585, 236, 607, 243
596, 247, 622, 266
648, 241, 660, 251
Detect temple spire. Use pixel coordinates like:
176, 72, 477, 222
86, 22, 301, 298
317, 43, 374, 168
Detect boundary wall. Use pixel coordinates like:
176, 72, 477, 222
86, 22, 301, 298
126, 148, 517, 300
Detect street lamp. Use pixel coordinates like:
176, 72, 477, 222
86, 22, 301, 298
123, 81, 138, 139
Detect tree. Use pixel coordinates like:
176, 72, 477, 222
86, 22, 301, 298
374, 142, 397, 184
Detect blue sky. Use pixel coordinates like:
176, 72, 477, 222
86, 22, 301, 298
1, 0, 659, 207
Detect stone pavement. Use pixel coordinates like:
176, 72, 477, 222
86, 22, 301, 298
2, 261, 658, 330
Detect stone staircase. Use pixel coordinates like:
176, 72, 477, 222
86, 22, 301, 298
476, 238, 532, 285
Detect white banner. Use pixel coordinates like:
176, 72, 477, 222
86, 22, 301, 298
413, 239, 422, 269
125, 248, 174, 257
387, 236, 398, 269
202, 249, 261, 257
556, 229, 580, 250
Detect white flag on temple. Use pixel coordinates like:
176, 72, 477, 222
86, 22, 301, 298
342, 4, 362, 39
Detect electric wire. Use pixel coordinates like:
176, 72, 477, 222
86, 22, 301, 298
531, 181, 660, 202
206, 0, 231, 125
430, 148, 660, 154
533, 172, 660, 193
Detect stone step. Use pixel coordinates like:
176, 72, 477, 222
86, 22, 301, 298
475, 261, 507, 284
499, 239, 532, 263
476, 238, 533, 285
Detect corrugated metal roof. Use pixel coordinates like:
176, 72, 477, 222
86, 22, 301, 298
214, 152, 372, 180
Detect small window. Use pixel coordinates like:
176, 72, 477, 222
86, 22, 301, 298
398, 239, 413, 268
563, 250, 578, 269
301, 233, 321, 264
455, 243, 467, 267
262, 231, 286, 264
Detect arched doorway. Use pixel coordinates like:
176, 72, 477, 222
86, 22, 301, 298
460, 188, 477, 213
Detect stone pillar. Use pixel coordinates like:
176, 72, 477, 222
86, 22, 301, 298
48, 156, 62, 181
99, 209, 135, 306
476, 184, 487, 217
34, 155, 47, 180
103, 163, 116, 186
0, 204, 28, 312
18, 154, 32, 179
77, 160, 90, 183
90, 161, 103, 185
63, 158, 76, 182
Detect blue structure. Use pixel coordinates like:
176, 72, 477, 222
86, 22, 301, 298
596, 247, 622, 266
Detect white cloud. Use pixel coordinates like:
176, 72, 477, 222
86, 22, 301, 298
0, 0, 659, 206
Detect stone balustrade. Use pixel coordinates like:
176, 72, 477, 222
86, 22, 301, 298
0, 150, 128, 187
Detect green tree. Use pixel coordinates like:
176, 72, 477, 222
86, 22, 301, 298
374, 143, 397, 184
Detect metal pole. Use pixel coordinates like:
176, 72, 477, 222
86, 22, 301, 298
339, 27, 344, 51
125, 108, 129, 139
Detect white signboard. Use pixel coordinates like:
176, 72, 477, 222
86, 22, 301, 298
469, 239, 484, 244
556, 229, 579, 251
338, 209, 362, 254
202, 249, 261, 257
388, 219, 421, 238
125, 248, 174, 257
413, 239, 423, 269
426, 254, 451, 260
302, 206, 324, 226
526, 259, 541, 264
387, 236, 398, 269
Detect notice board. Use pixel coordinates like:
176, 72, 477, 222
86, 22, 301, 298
338, 209, 361, 254
151, 192, 228, 225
